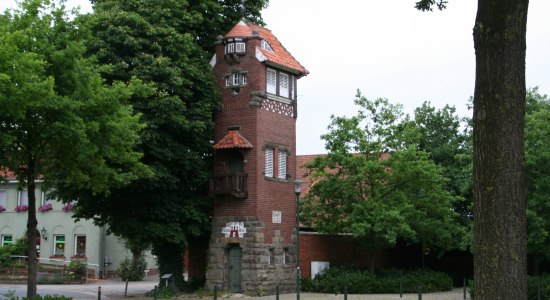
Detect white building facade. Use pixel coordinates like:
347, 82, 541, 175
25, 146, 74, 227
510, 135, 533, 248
0, 179, 157, 278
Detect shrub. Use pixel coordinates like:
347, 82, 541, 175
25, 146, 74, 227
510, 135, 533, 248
145, 286, 178, 298
302, 267, 453, 294
67, 260, 87, 279
117, 257, 147, 281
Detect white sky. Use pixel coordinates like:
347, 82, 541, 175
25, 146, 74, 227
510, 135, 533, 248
2, 0, 549, 155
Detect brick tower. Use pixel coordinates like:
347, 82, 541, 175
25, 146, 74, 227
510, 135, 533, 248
206, 20, 308, 294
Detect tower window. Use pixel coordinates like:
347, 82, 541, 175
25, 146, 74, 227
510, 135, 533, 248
232, 73, 241, 86
236, 42, 246, 53
261, 40, 273, 52
277, 150, 287, 179
279, 73, 289, 98
225, 43, 235, 54
266, 68, 277, 94
264, 148, 274, 177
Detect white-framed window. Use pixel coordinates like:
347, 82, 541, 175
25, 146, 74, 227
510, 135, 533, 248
236, 42, 246, 53
277, 150, 287, 179
74, 235, 86, 257
1, 235, 13, 246
242, 74, 247, 85
264, 148, 274, 177
261, 40, 273, 52
279, 73, 289, 98
225, 76, 230, 86
0, 190, 6, 208
290, 76, 296, 100
232, 73, 241, 86
266, 68, 277, 94
41, 191, 54, 205
225, 43, 235, 54
53, 235, 65, 256
18, 190, 28, 206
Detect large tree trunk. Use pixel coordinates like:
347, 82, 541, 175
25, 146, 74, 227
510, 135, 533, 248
26, 166, 38, 299
154, 242, 186, 290
472, 0, 529, 299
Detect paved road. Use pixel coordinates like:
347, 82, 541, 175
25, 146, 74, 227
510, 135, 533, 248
0, 276, 159, 300
1, 277, 470, 300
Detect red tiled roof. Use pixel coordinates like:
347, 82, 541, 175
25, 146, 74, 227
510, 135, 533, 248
213, 130, 253, 150
225, 20, 309, 76
0, 168, 17, 180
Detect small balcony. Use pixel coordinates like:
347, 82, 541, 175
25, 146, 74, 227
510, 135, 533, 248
210, 172, 248, 199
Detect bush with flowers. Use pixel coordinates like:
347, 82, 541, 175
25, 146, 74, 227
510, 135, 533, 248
62, 203, 74, 212
0, 205, 5, 212
39, 203, 53, 212
15, 205, 28, 212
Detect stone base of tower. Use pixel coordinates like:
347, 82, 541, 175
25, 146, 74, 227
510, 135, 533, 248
205, 216, 297, 295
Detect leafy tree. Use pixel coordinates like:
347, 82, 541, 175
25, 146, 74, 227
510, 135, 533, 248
0, 0, 148, 298
524, 88, 550, 274
301, 92, 463, 273
409, 103, 473, 226
75, 0, 267, 289
416, 0, 529, 297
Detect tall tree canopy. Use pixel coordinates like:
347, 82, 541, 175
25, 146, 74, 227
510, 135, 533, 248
301, 92, 464, 273
73, 0, 267, 288
0, 0, 148, 298
524, 88, 550, 274
416, 0, 530, 298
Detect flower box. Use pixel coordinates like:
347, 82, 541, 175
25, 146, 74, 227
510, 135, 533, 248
38, 203, 53, 212
15, 205, 28, 212
62, 203, 74, 212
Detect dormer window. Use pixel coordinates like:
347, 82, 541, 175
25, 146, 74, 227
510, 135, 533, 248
261, 40, 273, 52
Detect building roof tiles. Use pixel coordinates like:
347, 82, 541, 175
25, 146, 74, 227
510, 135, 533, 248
225, 20, 309, 76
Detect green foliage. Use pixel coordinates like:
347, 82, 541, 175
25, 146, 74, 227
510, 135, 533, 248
302, 91, 465, 270
76, 0, 265, 287
1, 290, 72, 300
524, 88, 550, 267
0, 238, 27, 268
116, 256, 147, 281
66, 260, 87, 279
0, 2, 148, 296
302, 266, 453, 294
145, 286, 178, 299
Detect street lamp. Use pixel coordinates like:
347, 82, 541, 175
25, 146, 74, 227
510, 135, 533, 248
40, 226, 48, 240
294, 179, 302, 300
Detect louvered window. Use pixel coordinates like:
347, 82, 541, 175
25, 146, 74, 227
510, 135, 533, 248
279, 73, 289, 98
290, 76, 295, 100
265, 148, 274, 177
267, 68, 277, 94
277, 150, 287, 179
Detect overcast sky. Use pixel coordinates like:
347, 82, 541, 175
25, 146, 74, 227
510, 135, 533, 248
2, 0, 549, 155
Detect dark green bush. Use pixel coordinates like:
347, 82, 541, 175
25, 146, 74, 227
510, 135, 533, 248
528, 274, 550, 300
117, 257, 147, 281
302, 267, 453, 294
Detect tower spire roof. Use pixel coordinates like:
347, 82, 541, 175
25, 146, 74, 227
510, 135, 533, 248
225, 21, 309, 77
